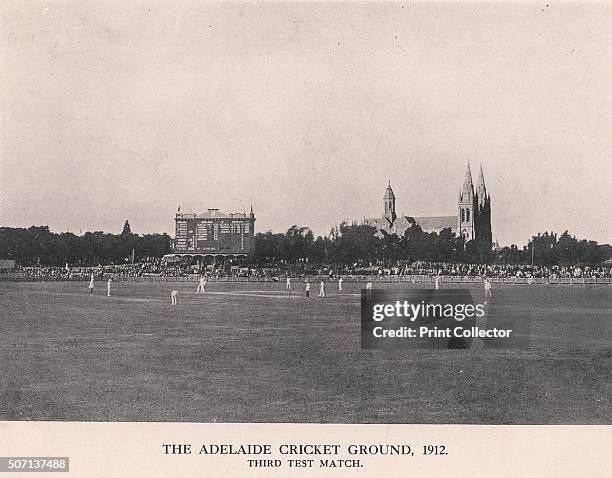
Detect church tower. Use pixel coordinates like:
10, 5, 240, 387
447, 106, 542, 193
457, 162, 476, 241
383, 181, 397, 225
457, 162, 492, 245
475, 165, 492, 246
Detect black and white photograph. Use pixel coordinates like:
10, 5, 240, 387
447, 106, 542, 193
1, 0, 610, 430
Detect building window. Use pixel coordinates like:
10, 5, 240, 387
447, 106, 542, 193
461, 209, 465, 222
466, 208, 470, 222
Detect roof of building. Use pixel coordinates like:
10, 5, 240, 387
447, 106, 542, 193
176, 210, 249, 220
196, 210, 232, 219
412, 215, 456, 230
363, 215, 456, 232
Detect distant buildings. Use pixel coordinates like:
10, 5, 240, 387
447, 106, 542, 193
169, 164, 492, 263
362, 163, 492, 245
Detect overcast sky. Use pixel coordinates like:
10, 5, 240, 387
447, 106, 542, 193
1, 1, 610, 246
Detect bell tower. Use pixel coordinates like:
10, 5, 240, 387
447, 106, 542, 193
383, 181, 396, 225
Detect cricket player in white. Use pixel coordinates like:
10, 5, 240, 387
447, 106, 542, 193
305, 280, 311, 298
319, 280, 326, 298
286, 277, 291, 290
338, 277, 343, 291
197, 276, 205, 293
435, 276, 440, 290
171, 290, 178, 305
483, 277, 492, 304
107, 278, 112, 297
88, 274, 94, 295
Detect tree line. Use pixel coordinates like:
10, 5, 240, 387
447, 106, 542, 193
0, 222, 171, 266
251, 223, 480, 264
0, 221, 609, 267
497, 231, 610, 266
249, 223, 610, 266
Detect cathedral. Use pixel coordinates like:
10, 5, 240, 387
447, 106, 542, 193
362, 163, 492, 244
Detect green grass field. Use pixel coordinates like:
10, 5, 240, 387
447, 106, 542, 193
0, 280, 610, 424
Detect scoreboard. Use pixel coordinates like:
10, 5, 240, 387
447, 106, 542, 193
173, 209, 255, 255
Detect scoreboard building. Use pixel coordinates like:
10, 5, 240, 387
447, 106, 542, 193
170, 207, 256, 261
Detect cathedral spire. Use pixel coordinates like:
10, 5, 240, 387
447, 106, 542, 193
476, 164, 486, 191
460, 161, 474, 200
476, 164, 487, 206
476, 164, 484, 187
464, 161, 473, 187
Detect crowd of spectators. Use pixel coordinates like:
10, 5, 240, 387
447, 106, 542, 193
249, 260, 612, 279
5, 259, 611, 281
398, 261, 612, 279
